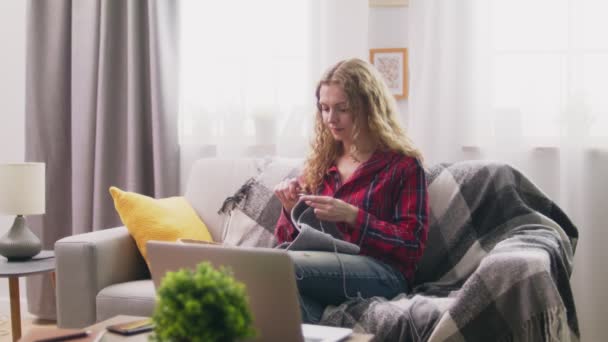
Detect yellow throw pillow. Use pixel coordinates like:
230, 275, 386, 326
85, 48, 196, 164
109, 186, 213, 262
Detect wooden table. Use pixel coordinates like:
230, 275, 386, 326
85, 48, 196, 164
20, 316, 143, 342
22, 315, 374, 341
0, 250, 55, 342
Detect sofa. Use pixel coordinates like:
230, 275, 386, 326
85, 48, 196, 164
55, 158, 580, 341
55, 158, 277, 328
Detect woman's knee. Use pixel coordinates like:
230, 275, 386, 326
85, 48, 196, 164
288, 251, 340, 279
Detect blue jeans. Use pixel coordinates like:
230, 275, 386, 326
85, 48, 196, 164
288, 251, 408, 324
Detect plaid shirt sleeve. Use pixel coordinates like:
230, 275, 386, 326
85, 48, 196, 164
353, 160, 429, 280
275, 208, 297, 243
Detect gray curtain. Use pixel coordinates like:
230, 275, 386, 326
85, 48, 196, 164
25, 0, 179, 319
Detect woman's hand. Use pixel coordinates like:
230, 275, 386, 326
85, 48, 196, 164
300, 195, 359, 225
273, 178, 302, 212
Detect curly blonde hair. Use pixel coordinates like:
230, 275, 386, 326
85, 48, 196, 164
302, 58, 423, 194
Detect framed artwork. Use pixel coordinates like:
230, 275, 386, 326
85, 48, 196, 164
369, 48, 408, 100
369, 0, 409, 7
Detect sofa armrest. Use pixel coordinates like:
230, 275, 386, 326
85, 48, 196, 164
55, 226, 149, 328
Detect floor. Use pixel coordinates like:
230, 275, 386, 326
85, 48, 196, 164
0, 315, 56, 342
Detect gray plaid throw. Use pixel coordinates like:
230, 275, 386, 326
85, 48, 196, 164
319, 161, 580, 342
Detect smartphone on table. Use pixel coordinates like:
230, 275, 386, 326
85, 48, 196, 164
106, 318, 154, 336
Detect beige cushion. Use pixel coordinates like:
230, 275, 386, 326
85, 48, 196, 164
185, 158, 302, 242
185, 159, 262, 242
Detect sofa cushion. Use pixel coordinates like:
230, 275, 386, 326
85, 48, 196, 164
96, 280, 156, 322
218, 158, 302, 247
185, 158, 303, 243
109, 186, 213, 263
185, 159, 266, 242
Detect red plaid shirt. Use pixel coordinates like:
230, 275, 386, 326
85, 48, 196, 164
275, 150, 429, 284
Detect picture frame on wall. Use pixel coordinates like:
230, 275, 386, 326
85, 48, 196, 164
369, 48, 408, 100
369, 0, 409, 7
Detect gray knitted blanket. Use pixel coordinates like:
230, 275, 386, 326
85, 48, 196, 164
319, 161, 580, 342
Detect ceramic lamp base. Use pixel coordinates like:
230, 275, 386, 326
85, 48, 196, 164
0, 215, 42, 261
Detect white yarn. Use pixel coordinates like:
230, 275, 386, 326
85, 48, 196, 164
320, 221, 364, 301
221, 211, 234, 244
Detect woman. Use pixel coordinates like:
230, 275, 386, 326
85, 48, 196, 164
274, 58, 428, 324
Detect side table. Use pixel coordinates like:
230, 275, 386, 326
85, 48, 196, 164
0, 250, 55, 342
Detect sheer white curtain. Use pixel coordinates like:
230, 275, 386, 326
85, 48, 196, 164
179, 0, 316, 158
178, 0, 368, 189
409, 0, 608, 340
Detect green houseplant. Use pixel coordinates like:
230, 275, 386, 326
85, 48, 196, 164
151, 262, 256, 342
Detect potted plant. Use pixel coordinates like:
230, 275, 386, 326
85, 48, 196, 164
151, 262, 256, 342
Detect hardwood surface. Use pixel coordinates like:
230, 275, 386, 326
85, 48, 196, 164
1, 316, 56, 341
16, 315, 374, 342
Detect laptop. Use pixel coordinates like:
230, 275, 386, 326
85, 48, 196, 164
147, 240, 353, 342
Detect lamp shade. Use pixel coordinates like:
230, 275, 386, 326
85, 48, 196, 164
0, 163, 46, 215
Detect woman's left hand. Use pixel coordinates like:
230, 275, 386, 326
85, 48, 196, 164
300, 195, 359, 225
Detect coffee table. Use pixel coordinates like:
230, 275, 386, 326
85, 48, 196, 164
0, 250, 55, 342
22, 315, 374, 341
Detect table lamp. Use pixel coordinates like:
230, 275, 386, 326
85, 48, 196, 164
0, 163, 45, 261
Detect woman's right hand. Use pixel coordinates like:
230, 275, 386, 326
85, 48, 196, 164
273, 178, 301, 212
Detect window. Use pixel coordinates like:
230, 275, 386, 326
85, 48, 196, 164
179, 0, 317, 150
488, 0, 608, 140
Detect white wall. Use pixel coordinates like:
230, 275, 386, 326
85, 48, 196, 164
0, 0, 27, 316
369, 6, 410, 128
0, 0, 25, 164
